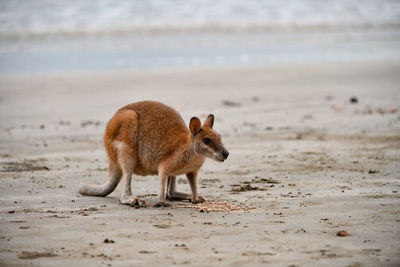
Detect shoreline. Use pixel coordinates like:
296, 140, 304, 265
1, 28, 400, 75
2, 23, 400, 40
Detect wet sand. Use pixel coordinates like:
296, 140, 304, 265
0, 61, 399, 266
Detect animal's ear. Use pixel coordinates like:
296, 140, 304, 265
203, 114, 214, 129
189, 117, 202, 135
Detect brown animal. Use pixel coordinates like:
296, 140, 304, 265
78, 101, 229, 207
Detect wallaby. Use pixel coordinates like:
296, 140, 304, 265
79, 101, 229, 207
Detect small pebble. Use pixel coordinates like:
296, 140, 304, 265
350, 97, 358, 103
336, 230, 349, 237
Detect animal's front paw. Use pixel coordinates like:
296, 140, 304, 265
191, 195, 205, 204
154, 201, 170, 207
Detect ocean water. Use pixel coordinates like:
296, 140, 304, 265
1, 0, 400, 36
0, 0, 399, 74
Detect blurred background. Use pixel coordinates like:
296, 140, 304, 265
0, 0, 399, 74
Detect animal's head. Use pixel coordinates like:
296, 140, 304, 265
189, 114, 229, 162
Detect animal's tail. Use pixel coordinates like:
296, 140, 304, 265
78, 164, 122, 197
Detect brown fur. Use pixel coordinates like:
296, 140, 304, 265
78, 101, 229, 207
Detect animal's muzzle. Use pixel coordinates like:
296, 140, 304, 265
222, 149, 229, 159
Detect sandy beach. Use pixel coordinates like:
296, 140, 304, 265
0, 61, 399, 266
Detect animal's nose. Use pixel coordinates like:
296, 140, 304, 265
222, 150, 229, 159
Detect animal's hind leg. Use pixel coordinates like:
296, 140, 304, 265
166, 176, 192, 201
117, 142, 140, 206
79, 162, 122, 196
154, 171, 169, 207
107, 109, 140, 206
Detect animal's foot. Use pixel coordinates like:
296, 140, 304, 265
120, 196, 142, 206
191, 195, 205, 204
166, 195, 176, 201
166, 191, 192, 201
154, 201, 170, 207
129, 198, 147, 208
136, 199, 147, 208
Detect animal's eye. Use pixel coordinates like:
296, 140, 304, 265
203, 138, 212, 145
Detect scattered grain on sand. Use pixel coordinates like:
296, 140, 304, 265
178, 201, 253, 212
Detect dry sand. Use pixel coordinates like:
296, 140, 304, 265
0, 61, 399, 266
